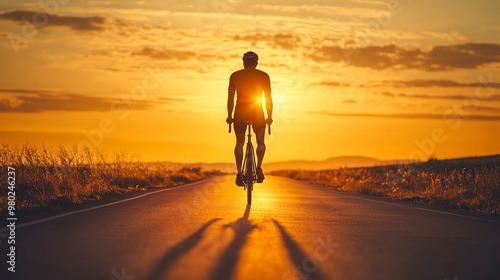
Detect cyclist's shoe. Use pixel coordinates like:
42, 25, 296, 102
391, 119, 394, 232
235, 173, 245, 187
256, 167, 265, 183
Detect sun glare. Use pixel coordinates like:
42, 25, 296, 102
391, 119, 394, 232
256, 95, 263, 105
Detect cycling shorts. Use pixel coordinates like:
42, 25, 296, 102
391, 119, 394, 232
233, 104, 266, 134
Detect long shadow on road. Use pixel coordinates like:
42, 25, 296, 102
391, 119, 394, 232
273, 220, 326, 280
146, 205, 326, 280
146, 218, 221, 280
209, 204, 256, 280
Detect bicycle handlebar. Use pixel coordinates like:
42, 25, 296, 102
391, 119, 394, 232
227, 123, 271, 135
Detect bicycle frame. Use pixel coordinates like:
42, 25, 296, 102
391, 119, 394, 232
228, 120, 271, 204
241, 122, 257, 204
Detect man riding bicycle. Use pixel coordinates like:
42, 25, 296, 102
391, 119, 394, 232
226, 51, 273, 186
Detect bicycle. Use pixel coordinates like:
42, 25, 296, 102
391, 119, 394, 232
229, 121, 271, 204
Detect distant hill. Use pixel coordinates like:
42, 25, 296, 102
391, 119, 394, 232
262, 156, 404, 172
192, 156, 405, 173
176, 154, 500, 173
424, 154, 500, 168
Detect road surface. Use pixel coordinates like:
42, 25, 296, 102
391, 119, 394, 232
1, 175, 500, 280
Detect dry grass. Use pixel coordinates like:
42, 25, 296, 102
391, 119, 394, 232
272, 156, 500, 215
0, 144, 219, 213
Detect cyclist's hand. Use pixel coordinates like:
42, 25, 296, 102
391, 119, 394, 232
266, 117, 273, 125
226, 117, 233, 124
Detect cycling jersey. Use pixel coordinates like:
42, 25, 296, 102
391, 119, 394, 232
228, 68, 271, 133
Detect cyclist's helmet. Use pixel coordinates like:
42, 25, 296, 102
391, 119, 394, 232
242, 51, 259, 62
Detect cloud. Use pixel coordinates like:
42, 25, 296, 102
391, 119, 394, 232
313, 43, 500, 70
0, 89, 181, 113
462, 105, 500, 113
309, 111, 500, 121
373, 91, 500, 101
378, 79, 500, 88
427, 43, 500, 69
315, 79, 500, 89
0, 10, 106, 31
349, 0, 387, 6
233, 33, 302, 50
253, 4, 381, 19
157, 97, 185, 102
131, 47, 196, 60
312, 81, 351, 87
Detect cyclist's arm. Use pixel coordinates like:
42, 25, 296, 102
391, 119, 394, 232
227, 90, 235, 119
264, 74, 273, 120
227, 75, 236, 119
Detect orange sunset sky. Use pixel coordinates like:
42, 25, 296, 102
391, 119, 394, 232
1, 0, 499, 163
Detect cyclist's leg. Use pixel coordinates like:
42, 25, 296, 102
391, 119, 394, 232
255, 128, 265, 168
234, 132, 245, 172
251, 116, 266, 168
255, 128, 266, 183
233, 119, 246, 173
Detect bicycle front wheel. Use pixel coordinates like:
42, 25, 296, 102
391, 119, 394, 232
245, 155, 253, 205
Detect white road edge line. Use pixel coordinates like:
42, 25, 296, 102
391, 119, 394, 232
348, 193, 493, 222
0, 179, 207, 232
303, 179, 496, 222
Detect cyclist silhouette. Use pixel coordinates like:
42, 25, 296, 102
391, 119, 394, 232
226, 51, 273, 186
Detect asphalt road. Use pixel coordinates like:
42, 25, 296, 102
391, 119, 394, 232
1, 175, 500, 280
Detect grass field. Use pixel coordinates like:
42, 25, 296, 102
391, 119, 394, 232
3, 144, 498, 216
271, 156, 500, 215
0, 144, 220, 213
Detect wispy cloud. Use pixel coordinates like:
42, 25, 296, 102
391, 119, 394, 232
0, 89, 181, 113
377, 79, 500, 88
349, 0, 387, 7
131, 47, 196, 60
315, 79, 500, 89
343, 99, 357, 103
313, 81, 351, 87
313, 43, 500, 70
310, 111, 500, 121
374, 91, 500, 101
0, 10, 106, 31
462, 105, 500, 113
253, 4, 381, 19
233, 33, 302, 50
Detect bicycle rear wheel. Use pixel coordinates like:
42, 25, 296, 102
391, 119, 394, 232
245, 145, 253, 204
